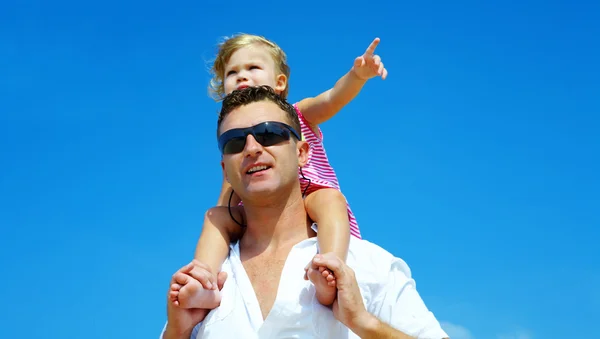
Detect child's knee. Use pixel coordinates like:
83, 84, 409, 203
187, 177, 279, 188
205, 206, 229, 222
312, 188, 347, 205
305, 189, 348, 217
204, 206, 240, 232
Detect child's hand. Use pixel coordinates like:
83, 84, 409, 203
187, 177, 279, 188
352, 38, 388, 81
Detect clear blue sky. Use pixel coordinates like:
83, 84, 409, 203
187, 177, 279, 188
1, 1, 598, 338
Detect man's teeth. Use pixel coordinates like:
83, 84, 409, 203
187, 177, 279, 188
247, 165, 268, 174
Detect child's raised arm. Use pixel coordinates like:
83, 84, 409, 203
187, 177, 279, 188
297, 38, 388, 128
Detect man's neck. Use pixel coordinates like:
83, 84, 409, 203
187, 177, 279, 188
239, 188, 314, 256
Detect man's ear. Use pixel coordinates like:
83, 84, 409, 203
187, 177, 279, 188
297, 140, 309, 168
275, 74, 287, 94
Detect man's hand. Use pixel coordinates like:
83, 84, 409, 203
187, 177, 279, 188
311, 253, 370, 330
312, 254, 420, 339
352, 38, 388, 81
164, 260, 227, 339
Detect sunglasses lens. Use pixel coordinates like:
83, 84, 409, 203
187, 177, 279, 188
222, 137, 247, 154
256, 126, 289, 147
219, 122, 297, 155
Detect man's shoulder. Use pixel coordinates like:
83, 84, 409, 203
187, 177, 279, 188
347, 237, 413, 283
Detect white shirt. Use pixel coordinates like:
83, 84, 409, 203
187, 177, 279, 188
161, 236, 448, 339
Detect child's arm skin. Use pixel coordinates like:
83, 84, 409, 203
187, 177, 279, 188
296, 37, 387, 129
298, 38, 387, 262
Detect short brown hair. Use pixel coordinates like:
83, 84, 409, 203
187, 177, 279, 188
217, 85, 301, 139
209, 33, 291, 100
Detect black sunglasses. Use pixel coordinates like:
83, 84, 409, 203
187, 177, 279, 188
218, 121, 302, 155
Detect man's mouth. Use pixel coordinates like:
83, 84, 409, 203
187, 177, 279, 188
246, 165, 271, 174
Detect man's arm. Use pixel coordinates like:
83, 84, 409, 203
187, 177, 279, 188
351, 314, 449, 339
296, 38, 387, 127
350, 313, 414, 339
311, 254, 449, 339
162, 325, 194, 339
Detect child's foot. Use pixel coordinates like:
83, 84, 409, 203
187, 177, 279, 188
170, 277, 221, 309
306, 264, 337, 306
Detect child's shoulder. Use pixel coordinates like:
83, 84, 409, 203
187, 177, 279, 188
292, 102, 322, 140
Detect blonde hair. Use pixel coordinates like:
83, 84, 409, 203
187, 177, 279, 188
209, 33, 291, 101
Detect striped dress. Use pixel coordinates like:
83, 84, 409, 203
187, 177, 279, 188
294, 104, 361, 239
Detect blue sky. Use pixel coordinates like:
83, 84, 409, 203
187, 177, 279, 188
1, 0, 598, 338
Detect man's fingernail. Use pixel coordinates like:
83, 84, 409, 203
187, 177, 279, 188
206, 282, 213, 289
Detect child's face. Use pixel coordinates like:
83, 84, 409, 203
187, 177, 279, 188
223, 44, 287, 96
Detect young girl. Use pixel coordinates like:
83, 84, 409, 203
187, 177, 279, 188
169, 33, 387, 309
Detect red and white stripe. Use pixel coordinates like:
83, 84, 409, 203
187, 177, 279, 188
295, 104, 361, 239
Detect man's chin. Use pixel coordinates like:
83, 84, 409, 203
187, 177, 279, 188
237, 178, 298, 203
242, 183, 280, 200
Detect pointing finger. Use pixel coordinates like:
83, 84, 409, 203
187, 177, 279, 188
365, 37, 380, 56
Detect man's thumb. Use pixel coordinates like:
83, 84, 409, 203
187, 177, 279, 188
217, 271, 228, 290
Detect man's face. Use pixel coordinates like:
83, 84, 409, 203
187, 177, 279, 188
219, 101, 307, 201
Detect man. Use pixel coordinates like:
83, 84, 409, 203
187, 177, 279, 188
161, 86, 449, 338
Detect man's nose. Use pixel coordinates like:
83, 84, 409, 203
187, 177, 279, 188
242, 134, 262, 156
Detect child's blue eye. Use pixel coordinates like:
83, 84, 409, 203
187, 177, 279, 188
227, 70, 237, 76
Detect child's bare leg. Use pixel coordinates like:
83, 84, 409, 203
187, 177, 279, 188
216, 177, 241, 207
171, 205, 244, 309
303, 188, 351, 306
